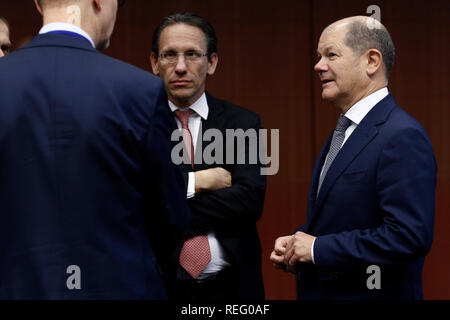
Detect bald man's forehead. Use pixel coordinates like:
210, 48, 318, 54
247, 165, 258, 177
319, 22, 348, 44
323, 20, 351, 36
325, 16, 382, 33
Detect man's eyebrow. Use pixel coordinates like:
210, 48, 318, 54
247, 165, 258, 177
317, 45, 330, 52
317, 46, 340, 56
323, 46, 337, 52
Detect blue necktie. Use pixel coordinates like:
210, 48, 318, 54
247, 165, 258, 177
317, 115, 353, 195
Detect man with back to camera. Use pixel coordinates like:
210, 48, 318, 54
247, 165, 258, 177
270, 16, 436, 299
150, 12, 267, 300
0, 16, 11, 57
0, 0, 190, 299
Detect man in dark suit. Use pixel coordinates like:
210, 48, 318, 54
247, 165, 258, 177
271, 16, 436, 299
0, 16, 11, 57
0, 0, 189, 299
150, 13, 266, 300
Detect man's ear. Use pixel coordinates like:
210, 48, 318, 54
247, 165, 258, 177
207, 52, 218, 76
366, 48, 382, 76
34, 0, 43, 16
150, 52, 160, 75
93, 0, 102, 11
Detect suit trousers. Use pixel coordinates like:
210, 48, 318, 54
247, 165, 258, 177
174, 266, 238, 301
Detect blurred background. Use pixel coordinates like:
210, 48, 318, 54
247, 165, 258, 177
1, 0, 448, 299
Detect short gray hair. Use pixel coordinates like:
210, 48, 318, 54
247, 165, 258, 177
344, 20, 395, 79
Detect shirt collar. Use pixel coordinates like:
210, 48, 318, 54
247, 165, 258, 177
168, 92, 209, 120
39, 23, 95, 48
344, 87, 389, 125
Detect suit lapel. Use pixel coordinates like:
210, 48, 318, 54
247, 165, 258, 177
202, 93, 226, 131
313, 123, 379, 211
306, 94, 397, 230
194, 93, 225, 170
303, 135, 332, 230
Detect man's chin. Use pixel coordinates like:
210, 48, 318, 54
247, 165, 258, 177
169, 88, 194, 101
321, 91, 335, 101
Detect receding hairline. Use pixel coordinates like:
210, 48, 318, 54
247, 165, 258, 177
322, 16, 395, 79
323, 16, 384, 36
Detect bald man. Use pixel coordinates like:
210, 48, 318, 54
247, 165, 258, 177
0, 17, 11, 57
271, 16, 436, 300
0, 0, 189, 299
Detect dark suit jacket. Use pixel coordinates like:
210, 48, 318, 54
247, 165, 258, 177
0, 33, 189, 299
297, 94, 436, 300
170, 93, 266, 299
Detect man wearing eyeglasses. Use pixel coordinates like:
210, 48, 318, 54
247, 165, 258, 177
0, 0, 189, 299
0, 17, 11, 57
150, 13, 266, 300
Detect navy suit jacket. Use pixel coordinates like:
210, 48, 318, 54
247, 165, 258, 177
0, 33, 189, 299
297, 94, 436, 300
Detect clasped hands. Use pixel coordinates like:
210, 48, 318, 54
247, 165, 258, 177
270, 232, 316, 273
193, 169, 317, 274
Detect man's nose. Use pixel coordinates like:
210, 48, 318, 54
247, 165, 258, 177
314, 58, 327, 72
174, 55, 187, 73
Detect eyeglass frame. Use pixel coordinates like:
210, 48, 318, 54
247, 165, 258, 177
157, 50, 209, 65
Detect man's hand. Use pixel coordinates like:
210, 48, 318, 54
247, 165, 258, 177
270, 235, 292, 273
194, 167, 232, 193
284, 231, 316, 269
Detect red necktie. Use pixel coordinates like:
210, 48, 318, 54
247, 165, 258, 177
174, 109, 195, 167
173, 109, 211, 279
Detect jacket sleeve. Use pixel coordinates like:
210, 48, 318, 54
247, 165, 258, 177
186, 114, 267, 233
313, 126, 436, 267
142, 81, 190, 268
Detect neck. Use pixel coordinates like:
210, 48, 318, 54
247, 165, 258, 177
169, 99, 192, 109
335, 82, 386, 114
42, 7, 97, 47
169, 91, 205, 109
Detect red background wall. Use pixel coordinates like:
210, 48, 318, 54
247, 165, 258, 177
1, 0, 448, 299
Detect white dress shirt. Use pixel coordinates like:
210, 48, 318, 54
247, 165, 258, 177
169, 93, 231, 279
312, 87, 389, 264
39, 22, 95, 48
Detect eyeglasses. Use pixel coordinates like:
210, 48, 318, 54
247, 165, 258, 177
118, 0, 126, 7
158, 51, 208, 65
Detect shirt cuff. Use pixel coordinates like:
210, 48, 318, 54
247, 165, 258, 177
311, 238, 316, 264
187, 172, 195, 199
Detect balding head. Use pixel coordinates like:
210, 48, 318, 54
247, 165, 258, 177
0, 17, 11, 58
314, 16, 394, 112
324, 16, 395, 79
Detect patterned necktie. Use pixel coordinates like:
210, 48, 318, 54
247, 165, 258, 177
317, 114, 353, 195
179, 235, 211, 279
174, 109, 196, 167
174, 109, 211, 279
